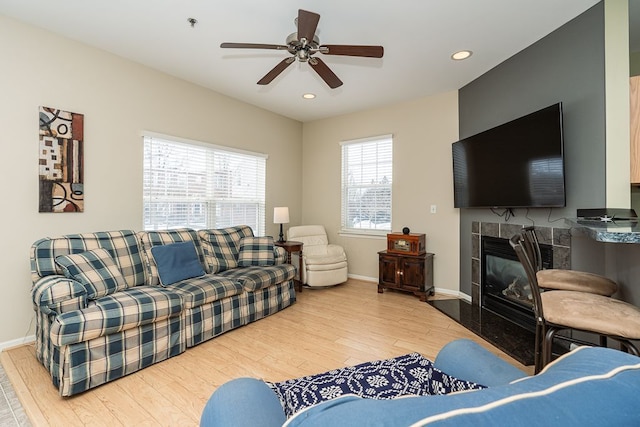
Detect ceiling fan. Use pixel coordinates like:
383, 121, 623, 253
220, 9, 384, 89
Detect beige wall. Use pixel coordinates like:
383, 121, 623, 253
301, 92, 461, 295
0, 15, 302, 346
605, 0, 631, 207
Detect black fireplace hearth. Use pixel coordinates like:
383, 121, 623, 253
429, 299, 535, 366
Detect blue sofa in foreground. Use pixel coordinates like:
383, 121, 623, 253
201, 339, 640, 426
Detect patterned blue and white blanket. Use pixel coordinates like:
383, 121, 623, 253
266, 352, 485, 418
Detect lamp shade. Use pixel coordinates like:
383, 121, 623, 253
273, 207, 290, 224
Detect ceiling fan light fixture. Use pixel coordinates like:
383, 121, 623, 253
302, 93, 316, 99
451, 50, 473, 60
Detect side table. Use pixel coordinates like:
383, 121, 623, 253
274, 240, 304, 292
378, 250, 434, 302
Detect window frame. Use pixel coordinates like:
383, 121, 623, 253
340, 134, 393, 237
142, 131, 267, 233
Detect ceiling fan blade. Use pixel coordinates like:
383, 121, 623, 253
257, 57, 295, 85
221, 42, 288, 50
297, 9, 320, 43
320, 45, 384, 58
309, 57, 343, 89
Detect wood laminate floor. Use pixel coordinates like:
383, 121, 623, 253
0, 279, 532, 426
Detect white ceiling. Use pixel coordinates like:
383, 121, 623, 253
0, 0, 605, 122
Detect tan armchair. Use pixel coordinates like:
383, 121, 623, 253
287, 225, 348, 287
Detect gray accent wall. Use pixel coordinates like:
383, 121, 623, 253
457, 3, 607, 297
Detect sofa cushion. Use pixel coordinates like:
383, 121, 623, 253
55, 248, 129, 299
266, 352, 485, 418
198, 226, 254, 273
138, 228, 205, 286
217, 265, 296, 292
165, 276, 244, 309
237, 236, 275, 267
151, 241, 205, 286
31, 230, 146, 287
50, 286, 184, 346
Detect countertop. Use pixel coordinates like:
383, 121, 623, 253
565, 218, 640, 243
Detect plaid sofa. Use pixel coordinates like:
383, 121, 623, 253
30, 226, 296, 396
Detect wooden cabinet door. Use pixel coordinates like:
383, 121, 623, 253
378, 251, 433, 301
379, 255, 399, 287
401, 256, 425, 291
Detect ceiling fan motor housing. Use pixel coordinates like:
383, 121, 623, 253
286, 32, 320, 62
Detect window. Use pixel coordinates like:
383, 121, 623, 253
341, 135, 393, 234
143, 133, 266, 233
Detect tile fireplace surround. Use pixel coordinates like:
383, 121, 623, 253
470, 221, 572, 307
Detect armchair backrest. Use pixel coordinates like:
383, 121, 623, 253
287, 225, 329, 248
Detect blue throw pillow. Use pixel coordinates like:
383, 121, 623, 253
151, 241, 205, 286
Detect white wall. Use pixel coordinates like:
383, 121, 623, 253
0, 15, 302, 346
301, 91, 461, 295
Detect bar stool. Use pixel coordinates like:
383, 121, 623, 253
522, 227, 617, 296
510, 231, 640, 373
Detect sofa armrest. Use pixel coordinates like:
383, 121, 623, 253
434, 339, 527, 387
32, 275, 88, 315
274, 246, 287, 265
200, 378, 286, 427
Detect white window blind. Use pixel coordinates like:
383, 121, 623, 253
143, 134, 266, 234
341, 135, 393, 234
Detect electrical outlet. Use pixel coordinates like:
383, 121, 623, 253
430, 205, 437, 214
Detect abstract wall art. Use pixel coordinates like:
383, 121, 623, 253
38, 106, 84, 212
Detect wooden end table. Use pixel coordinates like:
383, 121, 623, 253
274, 240, 304, 292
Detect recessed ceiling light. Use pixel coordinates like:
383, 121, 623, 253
302, 93, 316, 99
451, 50, 473, 61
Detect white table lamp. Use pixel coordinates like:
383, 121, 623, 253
274, 207, 290, 242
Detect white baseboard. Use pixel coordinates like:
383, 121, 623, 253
347, 274, 471, 302
347, 273, 377, 282
0, 335, 35, 352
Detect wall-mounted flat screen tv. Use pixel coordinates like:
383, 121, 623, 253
452, 103, 565, 208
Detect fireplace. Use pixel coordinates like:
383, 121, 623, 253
481, 235, 552, 331
427, 223, 569, 366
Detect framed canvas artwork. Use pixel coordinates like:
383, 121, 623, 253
38, 106, 84, 212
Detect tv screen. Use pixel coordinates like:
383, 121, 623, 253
452, 103, 565, 208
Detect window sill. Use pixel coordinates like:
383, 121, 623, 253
339, 231, 387, 240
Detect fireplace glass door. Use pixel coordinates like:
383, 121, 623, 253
481, 236, 552, 331
485, 253, 532, 309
